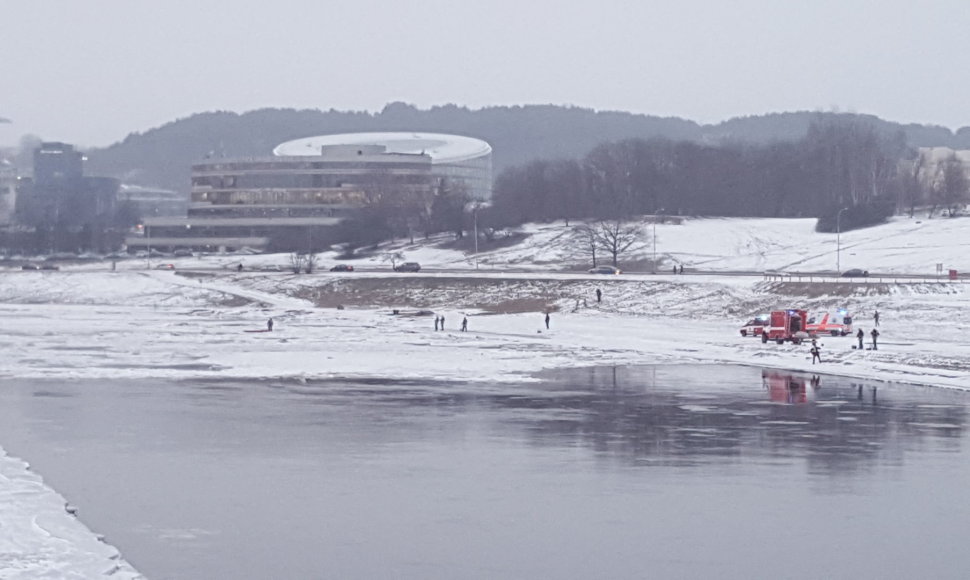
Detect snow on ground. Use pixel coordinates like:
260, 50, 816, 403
2, 215, 970, 576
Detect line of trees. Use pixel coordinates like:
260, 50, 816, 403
489, 118, 965, 232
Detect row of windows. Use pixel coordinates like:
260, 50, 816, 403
193, 173, 433, 189
189, 206, 347, 218
193, 189, 369, 205
193, 161, 432, 172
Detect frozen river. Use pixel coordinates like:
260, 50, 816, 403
1, 365, 969, 579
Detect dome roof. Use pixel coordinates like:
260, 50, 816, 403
273, 132, 491, 164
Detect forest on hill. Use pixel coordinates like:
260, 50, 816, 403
82, 103, 970, 194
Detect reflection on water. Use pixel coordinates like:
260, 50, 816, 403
497, 366, 968, 475
0, 366, 969, 580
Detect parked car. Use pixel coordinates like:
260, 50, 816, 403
841, 268, 869, 278
330, 264, 355, 272
394, 262, 421, 272
21, 263, 39, 270
258, 265, 283, 272
39, 264, 59, 271
154, 263, 175, 270
173, 249, 194, 257
589, 265, 621, 275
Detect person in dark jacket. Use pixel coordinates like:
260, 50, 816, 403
461, 316, 468, 332
267, 318, 274, 331
544, 312, 550, 329
810, 340, 822, 364
856, 328, 864, 350
596, 288, 602, 303
870, 328, 880, 350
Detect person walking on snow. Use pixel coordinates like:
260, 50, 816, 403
870, 328, 879, 350
856, 328, 864, 350
461, 316, 468, 332
596, 288, 602, 303
810, 340, 822, 364
434, 316, 439, 331
267, 318, 274, 332
544, 312, 550, 329
440, 315, 445, 330
874, 310, 880, 327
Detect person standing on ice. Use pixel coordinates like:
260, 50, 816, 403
440, 315, 445, 330
596, 288, 602, 303
434, 316, 439, 331
874, 310, 880, 327
870, 328, 879, 350
856, 328, 864, 350
810, 340, 822, 364
544, 312, 550, 329
461, 316, 468, 332
267, 318, 274, 332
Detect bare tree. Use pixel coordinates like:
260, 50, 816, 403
933, 153, 969, 218
304, 252, 318, 273
288, 252, 304, 274
899, 152, 926, 217
590, 220, 645, 267
381, 251, 405, 270
575, 224, 598, 267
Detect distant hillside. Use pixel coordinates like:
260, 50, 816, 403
83, 103, 970, 193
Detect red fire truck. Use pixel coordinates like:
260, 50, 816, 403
760, 309, 814, 344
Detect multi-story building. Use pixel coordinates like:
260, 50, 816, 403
15, 143, 120, 253
0, 158, 17, 226
127, 132, 492, 253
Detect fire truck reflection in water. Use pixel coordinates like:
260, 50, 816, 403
762, 370, 821, 404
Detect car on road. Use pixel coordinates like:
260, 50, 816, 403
39, 264, 59, 271
330, 264, 355, 272
21, 263, 39, 270
589, 265, 621, 275
841, 268, 869, 278
394, 262, 421, 272
173, 249, 194, 257
154, 263, 175, 270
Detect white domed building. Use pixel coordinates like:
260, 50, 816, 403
128, 133, 492, 253
273, 132, 492, 201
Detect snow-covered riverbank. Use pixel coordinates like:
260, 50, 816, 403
3, 215, 969, 576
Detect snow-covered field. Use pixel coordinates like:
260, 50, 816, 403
2, 214, 969, 577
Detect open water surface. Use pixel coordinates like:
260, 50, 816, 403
0, 365, 969, 579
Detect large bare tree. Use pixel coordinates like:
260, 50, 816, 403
589, 220, 645, 267
933, 153, 969, 218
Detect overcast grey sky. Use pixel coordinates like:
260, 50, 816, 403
2, 0, 968, 148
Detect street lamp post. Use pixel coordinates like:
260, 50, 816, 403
836, 207, 848, 274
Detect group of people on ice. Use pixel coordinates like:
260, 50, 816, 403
809, 310, 881, 364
